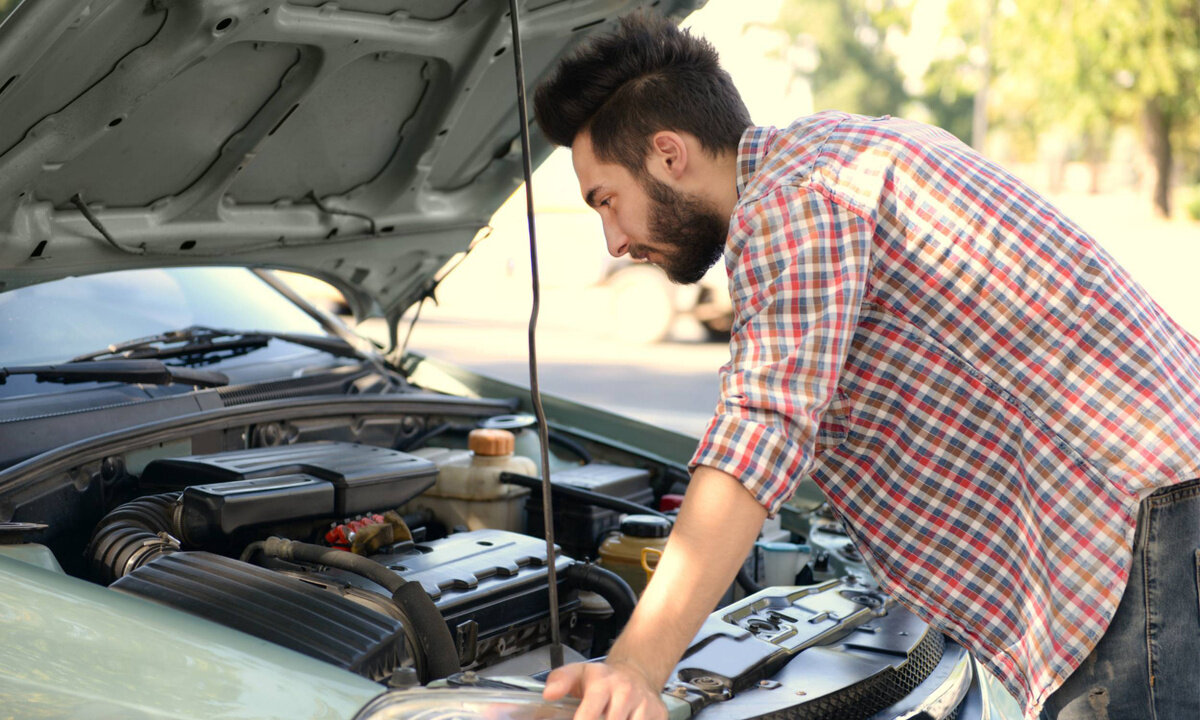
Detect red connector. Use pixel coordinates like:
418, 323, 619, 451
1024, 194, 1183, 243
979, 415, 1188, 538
324, 513, 389, 550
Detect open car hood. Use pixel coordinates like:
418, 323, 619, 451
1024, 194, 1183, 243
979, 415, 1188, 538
0, 0, 702, 326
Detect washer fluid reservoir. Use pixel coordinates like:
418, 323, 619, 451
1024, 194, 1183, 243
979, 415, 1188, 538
598, 514, 671, 597
407, 429, 536, 532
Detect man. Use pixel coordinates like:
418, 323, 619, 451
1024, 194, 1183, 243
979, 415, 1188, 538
532, 12, 1200, 720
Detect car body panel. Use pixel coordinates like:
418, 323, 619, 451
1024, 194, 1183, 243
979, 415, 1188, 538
0, 0, 704, 328
0, 552, 383, 718
402, 351, 700, 469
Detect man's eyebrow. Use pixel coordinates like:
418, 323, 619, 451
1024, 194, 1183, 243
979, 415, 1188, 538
584, 186, 601, 208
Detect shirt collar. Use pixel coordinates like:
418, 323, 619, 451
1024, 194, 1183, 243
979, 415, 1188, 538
736, 125, 776, 197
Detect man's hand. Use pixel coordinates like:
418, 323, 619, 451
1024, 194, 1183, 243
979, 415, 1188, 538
543, 659, 666, 720
541, 466, 766, 720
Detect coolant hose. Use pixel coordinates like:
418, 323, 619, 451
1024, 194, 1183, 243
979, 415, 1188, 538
86, 493, 184, 584
563, 562, 637, 627
258, 537, 460, 681
736, 565, 763, 594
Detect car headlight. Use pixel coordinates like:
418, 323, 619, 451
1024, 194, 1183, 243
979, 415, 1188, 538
355, 688, 580, 720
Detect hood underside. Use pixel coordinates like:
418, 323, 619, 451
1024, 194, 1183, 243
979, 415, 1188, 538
0, 0, 702, 324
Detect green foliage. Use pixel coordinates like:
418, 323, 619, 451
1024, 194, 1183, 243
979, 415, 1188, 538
1184, 187, 1200, 223
773, 0, 911, 117
963, 0, 1199, 212
920, 55, 977, 145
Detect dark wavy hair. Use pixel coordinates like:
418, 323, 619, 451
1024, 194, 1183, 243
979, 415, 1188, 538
533, 12, 751, 175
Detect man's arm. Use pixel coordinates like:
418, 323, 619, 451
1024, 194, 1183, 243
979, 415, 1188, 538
542, 465, 766, 720
544, 185, 874, 720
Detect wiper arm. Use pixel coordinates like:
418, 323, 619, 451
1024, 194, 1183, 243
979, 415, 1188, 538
69, 325, 361, 364
0, 359, 229, 388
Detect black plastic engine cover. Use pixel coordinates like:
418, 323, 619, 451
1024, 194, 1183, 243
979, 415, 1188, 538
111, 551, 410, 682
140, 441, 436, 515
311, 529, 579, 661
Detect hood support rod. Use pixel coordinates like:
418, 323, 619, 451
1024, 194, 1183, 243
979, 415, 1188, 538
508, 0, 564, 669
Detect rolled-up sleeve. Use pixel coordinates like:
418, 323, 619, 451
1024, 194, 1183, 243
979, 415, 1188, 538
690, 183, 873, 514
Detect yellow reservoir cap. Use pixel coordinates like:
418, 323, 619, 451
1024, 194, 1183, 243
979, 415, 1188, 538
468, 428, 515, 456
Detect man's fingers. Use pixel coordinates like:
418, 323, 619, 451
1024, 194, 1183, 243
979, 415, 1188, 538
543, 664, 586, 700
542, 660, 664, 720
571, 674, 612, 720
603, 680, 638, 720
630, 697, 666, 720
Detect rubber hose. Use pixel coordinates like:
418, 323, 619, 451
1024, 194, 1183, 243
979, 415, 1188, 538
563, 563, 637, 627
736, 565, 763, 595
86, 493, 183, 584
390, 581, 462, 680
546, 431, 593, 464
500, 472, 672, 519
258, 537, 460, 681
261, 536, 406, 592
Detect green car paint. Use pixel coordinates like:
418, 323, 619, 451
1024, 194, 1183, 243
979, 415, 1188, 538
402, 352, 699, 467
0, 543, 65, 574
0, 554, 383, 719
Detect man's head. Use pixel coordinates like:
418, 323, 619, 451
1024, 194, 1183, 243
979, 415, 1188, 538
533, 12, 751, 284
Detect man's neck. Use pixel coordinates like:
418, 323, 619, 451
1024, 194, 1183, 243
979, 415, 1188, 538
712, 150, 740, 220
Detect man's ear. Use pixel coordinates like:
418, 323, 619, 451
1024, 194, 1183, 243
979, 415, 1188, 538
648, 131, 688, 181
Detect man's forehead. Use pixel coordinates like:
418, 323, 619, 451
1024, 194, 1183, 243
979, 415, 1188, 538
569, 131, 597, 175
570, 132, 604, 204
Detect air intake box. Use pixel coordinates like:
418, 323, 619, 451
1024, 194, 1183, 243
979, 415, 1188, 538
112, 551, 410, 682
141, 441, 437, 516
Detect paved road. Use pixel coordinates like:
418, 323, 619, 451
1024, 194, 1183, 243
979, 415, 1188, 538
359, 286, 730, 436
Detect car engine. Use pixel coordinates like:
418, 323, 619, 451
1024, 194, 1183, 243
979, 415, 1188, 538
87, 440, 626, 684
0, 401, 997, 719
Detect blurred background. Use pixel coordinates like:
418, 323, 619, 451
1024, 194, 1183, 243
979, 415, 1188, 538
6, 0, 1192, 436
345, 0, 1200, 437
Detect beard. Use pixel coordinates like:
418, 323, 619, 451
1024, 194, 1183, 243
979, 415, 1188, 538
640, 175, 729, 285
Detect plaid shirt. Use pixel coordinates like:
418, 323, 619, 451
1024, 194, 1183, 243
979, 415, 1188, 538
690, 112, 1200, 715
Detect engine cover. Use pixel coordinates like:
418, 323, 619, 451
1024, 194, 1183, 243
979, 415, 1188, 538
141, 441, 437, 516
112, 530, 579, 680
112, 551, 410, 682
305, 528, 579, 669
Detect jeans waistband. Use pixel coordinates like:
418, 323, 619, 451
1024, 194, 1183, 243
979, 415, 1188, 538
1144, 476, 1200, 508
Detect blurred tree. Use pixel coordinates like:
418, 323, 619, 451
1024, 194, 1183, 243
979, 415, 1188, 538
919, 0, 988, 148
772, 0, 911, 117
952, 0, 1199, 216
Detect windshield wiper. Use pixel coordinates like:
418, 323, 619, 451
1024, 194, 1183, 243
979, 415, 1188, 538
69, 325, 361, 364
0, 359, 229, 388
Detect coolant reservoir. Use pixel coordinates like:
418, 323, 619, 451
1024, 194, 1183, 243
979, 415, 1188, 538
597, 514, 671, 597
406, 429, 536, 532
436, 429, 537, 500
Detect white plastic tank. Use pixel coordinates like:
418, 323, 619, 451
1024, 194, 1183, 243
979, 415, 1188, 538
406, 429, 537, 532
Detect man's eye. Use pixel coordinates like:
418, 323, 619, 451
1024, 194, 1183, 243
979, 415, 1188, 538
599, 198, 611, 208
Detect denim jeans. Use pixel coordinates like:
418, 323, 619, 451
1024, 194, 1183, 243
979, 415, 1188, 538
1040, 477, 1200, 719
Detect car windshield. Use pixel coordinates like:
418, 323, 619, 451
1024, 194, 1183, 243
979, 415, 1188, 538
0, 267, 327, 366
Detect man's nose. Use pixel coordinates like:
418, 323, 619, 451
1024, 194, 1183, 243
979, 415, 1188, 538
602, 219, 629, 257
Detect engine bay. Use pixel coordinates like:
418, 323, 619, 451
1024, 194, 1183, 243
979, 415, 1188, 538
0, 389, 983, 719
0, 394, 684, 682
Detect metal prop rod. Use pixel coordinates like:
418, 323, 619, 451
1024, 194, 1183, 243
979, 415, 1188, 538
507, 0, 564, 669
